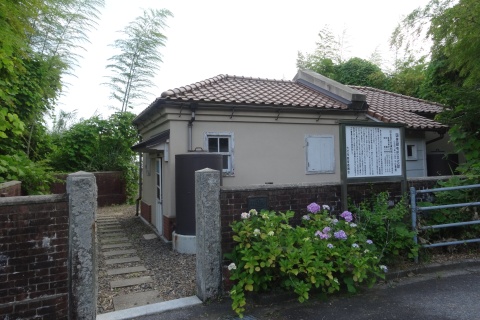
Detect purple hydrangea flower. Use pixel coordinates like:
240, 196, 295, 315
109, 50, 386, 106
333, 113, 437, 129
302, 214, 311, 220
315, 230, 330, 239
340, 211, 353, 222
366, 239, 373, 245
334, 230, 347, 240
307, 202, 321, 214
322, 227, 331, 233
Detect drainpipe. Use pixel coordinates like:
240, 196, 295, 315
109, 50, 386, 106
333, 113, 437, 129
187, 109, 196, 151
426, 133, 445, 145
135, 152, 143, 216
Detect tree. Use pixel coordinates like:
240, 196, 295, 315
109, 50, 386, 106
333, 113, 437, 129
335, 57, 387, 88
0, 0, 104, 194
394, 0, 480, 176
104, 8, 173, 112
297, 25, 346, 79
49, 112, 139, 201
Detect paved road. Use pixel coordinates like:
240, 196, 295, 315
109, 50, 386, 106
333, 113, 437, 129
133, 264, 480, 320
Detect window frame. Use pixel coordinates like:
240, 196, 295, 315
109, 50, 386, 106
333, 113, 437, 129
405, 143, 418, 161
204, 132, 234, 175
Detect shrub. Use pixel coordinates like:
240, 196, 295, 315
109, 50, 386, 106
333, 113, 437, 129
351, 192, 418, 265
227, 205, 386, 317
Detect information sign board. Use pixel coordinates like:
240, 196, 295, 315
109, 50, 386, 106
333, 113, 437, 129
345, 125, 402, 178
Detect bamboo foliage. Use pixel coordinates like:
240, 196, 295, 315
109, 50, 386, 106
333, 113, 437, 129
104, 8, 173, 112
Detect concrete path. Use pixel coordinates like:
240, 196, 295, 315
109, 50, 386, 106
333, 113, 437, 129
97, 214, 163, 313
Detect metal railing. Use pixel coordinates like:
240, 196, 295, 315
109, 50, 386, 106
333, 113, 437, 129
410, 184, 480, 262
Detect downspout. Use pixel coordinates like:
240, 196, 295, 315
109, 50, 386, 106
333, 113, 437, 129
187, 108, 196, 151
135, 128, 143, 216
135, 151, 143, 216
426, 133, 445, 145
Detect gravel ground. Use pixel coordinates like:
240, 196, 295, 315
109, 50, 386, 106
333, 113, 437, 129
96, 205, 196, 314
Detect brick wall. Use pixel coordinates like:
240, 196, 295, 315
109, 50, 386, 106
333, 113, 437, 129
0, 181, 22, 197
51, 171, 126, 207
140, 200, 151, 223
220, 177, 450, 255
0, 194, 69, 319
163, 216, 176, 241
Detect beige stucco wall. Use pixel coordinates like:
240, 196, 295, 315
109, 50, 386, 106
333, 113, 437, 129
138, 107, 367, 225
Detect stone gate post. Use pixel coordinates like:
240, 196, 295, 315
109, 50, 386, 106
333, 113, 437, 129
195, 168, 222, 301
67, 171, 97, 319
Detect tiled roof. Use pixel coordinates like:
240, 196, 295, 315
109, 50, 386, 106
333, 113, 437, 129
160, 74, 348, 110
351, 86, 446, 131
135, 73, 447, 131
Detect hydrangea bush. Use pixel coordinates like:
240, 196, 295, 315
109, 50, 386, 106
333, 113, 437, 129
227, 204, 386, 317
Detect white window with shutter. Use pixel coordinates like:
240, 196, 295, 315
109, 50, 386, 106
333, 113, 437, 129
305, 135, 335, 174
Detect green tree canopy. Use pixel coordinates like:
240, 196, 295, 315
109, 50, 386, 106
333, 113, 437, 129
49, 112, 139, 201
394, 0, 480, 176
0, 0, 105, 194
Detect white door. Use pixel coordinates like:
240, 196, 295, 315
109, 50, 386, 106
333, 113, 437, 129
155, 158, 163, 235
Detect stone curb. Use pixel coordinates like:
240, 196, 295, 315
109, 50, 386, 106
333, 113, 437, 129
386, 258, 480, 281
96, 296, 202, 320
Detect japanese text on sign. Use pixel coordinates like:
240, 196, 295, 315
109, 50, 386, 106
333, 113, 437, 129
345, 126, 402, 178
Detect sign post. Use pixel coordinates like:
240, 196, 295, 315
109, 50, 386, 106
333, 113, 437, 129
340, 122, 407, 210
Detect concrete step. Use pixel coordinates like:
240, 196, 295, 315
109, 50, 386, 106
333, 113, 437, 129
143, 233, 158, 240
106, 266, 147, 276
103, 249, 137, 257
97, 218, 118, 222
101, 232, 126, 238
105, 256, 141, 265
110, 276, 153, 288
101, 237, 129, 244
99, 229, 124, 234
101, 243, 132, 249
112, 290, 163, 311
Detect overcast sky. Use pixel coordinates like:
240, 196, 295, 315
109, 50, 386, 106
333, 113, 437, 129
56, 0, 431, 121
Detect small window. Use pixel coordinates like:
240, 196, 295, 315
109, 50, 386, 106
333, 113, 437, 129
406, 144, 418, 160
306, 135, 335, 174
205, 132, 234, 175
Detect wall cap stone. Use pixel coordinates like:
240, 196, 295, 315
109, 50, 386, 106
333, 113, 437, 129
0, 193, 67, 206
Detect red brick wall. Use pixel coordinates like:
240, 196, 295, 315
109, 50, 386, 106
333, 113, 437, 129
220, 177, 450, 256
140, 201, 151, 223
0, 181, 22, 197
163, 216, 176, 241
0, 194, 69, 319
50, 171, 126, 207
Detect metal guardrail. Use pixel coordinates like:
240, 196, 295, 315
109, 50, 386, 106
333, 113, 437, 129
410, 184, 480, 262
